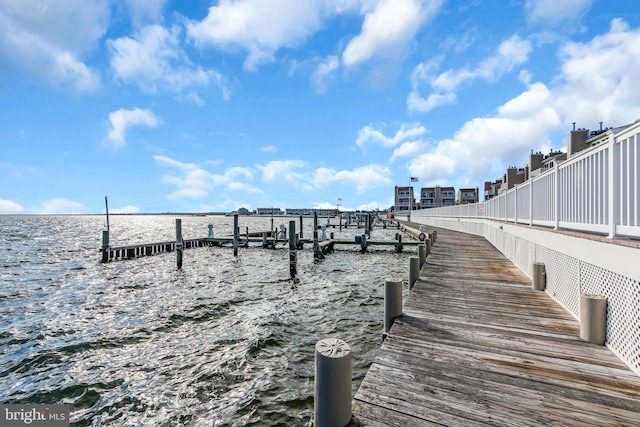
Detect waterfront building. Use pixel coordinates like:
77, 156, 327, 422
394, 186, 416, 212
484, 179, 502, 201
457, 187, 479, 204
419, 186, 456, 208
284, 208, 336, 216
256, 208, 283, 215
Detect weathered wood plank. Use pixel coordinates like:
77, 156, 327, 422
349, 226, 640, 426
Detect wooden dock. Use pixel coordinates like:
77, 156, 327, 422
349, 226, 640, 426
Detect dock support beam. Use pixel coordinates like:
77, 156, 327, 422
314, 338, 352, 427
580, 294, 607, 345
409, 257, 419, 290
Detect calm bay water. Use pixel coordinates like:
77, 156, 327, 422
0, 215, 412, 426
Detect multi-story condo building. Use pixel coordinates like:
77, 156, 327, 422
457, 188, 479, 204
419, 186, 455, 208
484, 179, 502, 200
499, 166, 528, 194
529, 150, 567, 178
394, 186, 416, 212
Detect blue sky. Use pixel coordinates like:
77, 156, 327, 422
2, 0, 640, 214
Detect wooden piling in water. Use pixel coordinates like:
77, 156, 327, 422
299, 215, 304, 239
289, 220, 297, 277
233, 214, 239, 256
176, 218, 183, 269
101, 230, 110, 263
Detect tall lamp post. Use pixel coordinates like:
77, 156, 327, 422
337, 197, 342, 231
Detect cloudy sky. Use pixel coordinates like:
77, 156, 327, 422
1, 0, 640, 214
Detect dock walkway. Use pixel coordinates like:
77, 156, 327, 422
350, 226, 640, 426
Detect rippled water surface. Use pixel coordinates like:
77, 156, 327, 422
0, 215, 412, 426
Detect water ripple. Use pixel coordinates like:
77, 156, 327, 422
0, 215, 412, 426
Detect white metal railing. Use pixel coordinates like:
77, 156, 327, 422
414, 121, 640, 239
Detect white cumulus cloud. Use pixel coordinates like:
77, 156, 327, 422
342, 0, 444, 66
33, 198, 91, 214
155, 155, 259, 200
0, 0, 105, 91
106, 108, 161, 148
311, 55, 339, 94
525, 0, 592, 28
187, 0, 329, 71
552, 18, 640, 127
356, 122, 427, 149
0, 199, 25, 214
408, 34, 532, 113
109, 24, 227, 103
110, 205, 141, 214
313, 164, 392, 193
255, 160, 308, 183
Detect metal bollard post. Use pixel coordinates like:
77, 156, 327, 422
532, 262, 546, 291
384, 279, 403, 335
409, 256, 420, 290
314, 338, 352, 427
580, 294, 607, 345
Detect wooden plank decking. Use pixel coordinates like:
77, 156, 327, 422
349, 227, 640, 426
